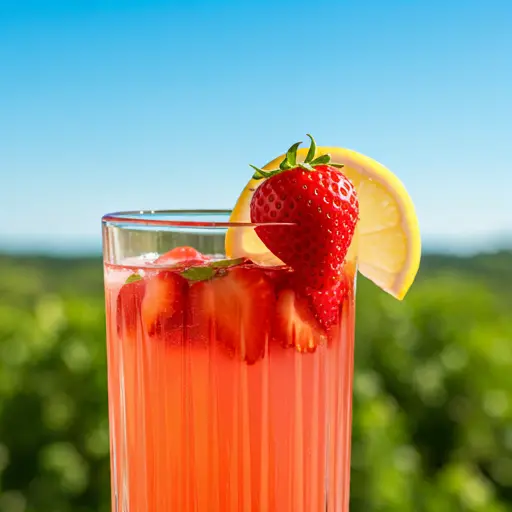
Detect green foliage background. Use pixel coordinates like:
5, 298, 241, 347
1, 251, 511, 511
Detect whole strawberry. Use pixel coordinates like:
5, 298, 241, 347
250, 135, 359, 294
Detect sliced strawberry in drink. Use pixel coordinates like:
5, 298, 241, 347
155, 246, 209, 266
262, 266, 294, 293
116, 278, 146, 338
141, 271, 188, 342
189, 267, 275, 364
187, 279, 214, 346
273, 288, 325, 353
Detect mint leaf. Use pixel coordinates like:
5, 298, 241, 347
125, 273, 142, 284
181, 267, 215, 281
180, 257, 246, 282
210, 257, 245, 269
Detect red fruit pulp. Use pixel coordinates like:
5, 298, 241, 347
116, 278, 145, 337
141, 270, 188, 342
190, 267, 276, 363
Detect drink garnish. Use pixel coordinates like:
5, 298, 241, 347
250, 136, 358, 294
226, 134, 421, 299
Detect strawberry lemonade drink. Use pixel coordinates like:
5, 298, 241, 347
102, 136, 421, 511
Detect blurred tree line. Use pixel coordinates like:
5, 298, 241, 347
0, 251, 511, 511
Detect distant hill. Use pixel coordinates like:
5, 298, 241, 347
1, 250, 511, 299
418, 250, 512, 298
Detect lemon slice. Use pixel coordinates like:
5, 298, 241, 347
226, 146, 421, 299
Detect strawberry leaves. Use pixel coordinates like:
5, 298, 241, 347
304, 133, 316, 163
280, 141, 302, 170
250, 134, 344, 180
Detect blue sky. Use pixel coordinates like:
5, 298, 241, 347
1, 0, 511, 254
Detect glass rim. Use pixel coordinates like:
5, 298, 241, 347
102, 209, 294, 228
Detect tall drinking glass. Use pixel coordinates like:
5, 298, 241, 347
102, 210, 356, 512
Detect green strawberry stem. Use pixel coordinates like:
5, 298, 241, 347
304, 133, 316, 163
251, 134, 344, 180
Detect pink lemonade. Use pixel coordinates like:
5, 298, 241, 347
104, 256, 356, 512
